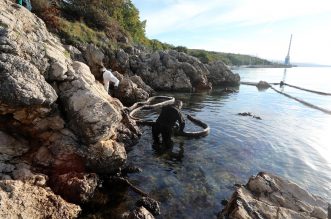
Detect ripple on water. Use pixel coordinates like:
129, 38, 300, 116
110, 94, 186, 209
122, 69, 331, 218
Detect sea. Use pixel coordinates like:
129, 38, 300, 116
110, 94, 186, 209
117, 67, 331, 218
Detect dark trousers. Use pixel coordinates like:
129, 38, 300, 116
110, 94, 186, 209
152, 123, 172, 145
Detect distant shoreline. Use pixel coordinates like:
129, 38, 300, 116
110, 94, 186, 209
229, 64, 295, 69
230, 64, 331, 69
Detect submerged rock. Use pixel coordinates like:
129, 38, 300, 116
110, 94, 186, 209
136, 197, 161, 216
256, 80, 271, 91
238, 112, 262, 120
123, 206, 155, 219
219, 172, 328, 219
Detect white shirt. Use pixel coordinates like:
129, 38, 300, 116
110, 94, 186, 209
103, 69, 119, 93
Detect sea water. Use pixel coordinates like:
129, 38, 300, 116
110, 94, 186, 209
122, 67, 331, 218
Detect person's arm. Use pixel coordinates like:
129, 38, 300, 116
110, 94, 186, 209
109, 73, 120, 88
177, 111, 185, 131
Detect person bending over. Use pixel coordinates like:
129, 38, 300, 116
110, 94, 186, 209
152, 100, 185, 145
101, 67, 119, 96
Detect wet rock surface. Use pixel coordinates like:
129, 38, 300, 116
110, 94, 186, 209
256, 80, 271, 91
136, 197, 161, 216
219, 172, 329, 219
123, 206, 155, 219
238, 112, 262, 120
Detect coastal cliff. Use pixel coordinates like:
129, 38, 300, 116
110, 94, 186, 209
0, 1, 328, 219
0, 1, 140, 217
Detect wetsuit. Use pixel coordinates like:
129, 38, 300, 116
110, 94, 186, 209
152, 105, 185, 145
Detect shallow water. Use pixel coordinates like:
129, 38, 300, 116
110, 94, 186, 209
125, 67, 331, 218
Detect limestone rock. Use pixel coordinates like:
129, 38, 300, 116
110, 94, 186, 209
136, 197, 161, 216
124, 206, 155, 219
86, 140, 127, 173
0, 131, 29, 162
206, 61, 240, 86
219, 172, 328, 219
51, 172, 98, 204
0, 180, 81, 219
113, 72, 150, 106
64, 45, 85, 62
0, 53, 58, 107
109, 47, 240, 91
135, 50, 209, 92
59, 61, 122, 145
1, 0, 139, 178
84, 43, 105, 80
130, 75, 155, 95
12, 163, 48, 186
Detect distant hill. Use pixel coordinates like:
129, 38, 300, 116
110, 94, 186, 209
186, 49, 275, 66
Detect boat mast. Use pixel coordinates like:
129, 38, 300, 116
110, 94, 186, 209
284, 34, 292, 66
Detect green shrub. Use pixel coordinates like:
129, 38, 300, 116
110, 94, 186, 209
58, 19, 112, 48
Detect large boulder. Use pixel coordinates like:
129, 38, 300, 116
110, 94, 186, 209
131, 50, 210, 92
58, 61, 122, 145
219, 172, 328, 219
51, 172, 99, 204
112, 72, 151, 106
206, 61, 240, 86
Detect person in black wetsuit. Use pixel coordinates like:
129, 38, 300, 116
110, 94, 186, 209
152, 99, 185, 145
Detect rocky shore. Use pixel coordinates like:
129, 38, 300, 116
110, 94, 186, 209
219, 172, 329, 219
0, 1, 328, 218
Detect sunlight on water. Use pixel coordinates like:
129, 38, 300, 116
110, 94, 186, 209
124, 67, 331, 218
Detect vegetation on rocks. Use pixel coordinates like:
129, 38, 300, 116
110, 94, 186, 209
187, 49, 272, 66
31, 0, 148, 48
29, 0, 276, 66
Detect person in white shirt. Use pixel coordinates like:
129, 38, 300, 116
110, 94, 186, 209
100, 67, 119, 94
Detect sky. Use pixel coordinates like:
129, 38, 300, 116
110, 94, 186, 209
131, 0, 331, 65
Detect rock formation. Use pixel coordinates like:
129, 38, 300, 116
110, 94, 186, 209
206, 61, 240, 86
83, 44, 154, 105
0, 180, 81, 219
0, 0, 141, 217
116, 49, 211, 92
93, 46, 240, 92
219, 172, 328, 219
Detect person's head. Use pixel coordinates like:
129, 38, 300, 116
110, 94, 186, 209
100, 67, 107, 72
174, 99, 183, 109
